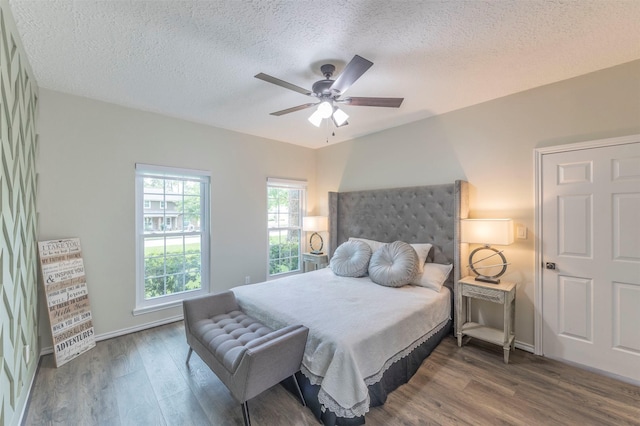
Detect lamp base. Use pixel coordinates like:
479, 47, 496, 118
474, 276, 501, 284
468, 246, 508, 285
309, 232, 324, 255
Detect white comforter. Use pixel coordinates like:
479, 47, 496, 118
231, 268, 451, 418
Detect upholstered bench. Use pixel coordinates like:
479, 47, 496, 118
183, 291, 309, 426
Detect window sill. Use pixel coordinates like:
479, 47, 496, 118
133, 299, 183, 316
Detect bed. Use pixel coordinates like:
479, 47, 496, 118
233, 181, 469, 425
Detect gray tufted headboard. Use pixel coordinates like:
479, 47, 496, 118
328, 181, 469, 289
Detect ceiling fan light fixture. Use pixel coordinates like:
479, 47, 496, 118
317, 101, 333, 119
256, 55, 404, 129
332, 107, 349, 126
308, 110, 323, 127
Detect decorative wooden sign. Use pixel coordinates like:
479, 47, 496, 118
38, 238, 95, 367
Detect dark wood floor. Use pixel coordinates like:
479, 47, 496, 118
24, 321, 640, 426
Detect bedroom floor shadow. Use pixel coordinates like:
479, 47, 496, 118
23, 321, 640, 426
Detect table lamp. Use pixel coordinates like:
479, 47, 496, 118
302, 216, 328, 254
461, 218, 514, 283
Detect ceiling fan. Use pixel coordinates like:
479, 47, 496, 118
255, 55, 403, 128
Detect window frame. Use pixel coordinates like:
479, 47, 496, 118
266, 177, 307, 279
134, 163, 211, 315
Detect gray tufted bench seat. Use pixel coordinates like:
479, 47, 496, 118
183, 290, 309, 426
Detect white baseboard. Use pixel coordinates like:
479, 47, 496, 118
515, 340, 534, 353
39, 314, 184, 356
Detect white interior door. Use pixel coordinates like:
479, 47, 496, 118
541, 140, 640, 382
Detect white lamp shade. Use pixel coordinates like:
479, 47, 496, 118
332, 108, 349, 126
303, 216, 328, 232
317, 101, 333, 118
308, 110, 323, 127
461, 219, 514, 245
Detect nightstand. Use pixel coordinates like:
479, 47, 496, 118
456, 276, 516, 363
302, 253, 328, 272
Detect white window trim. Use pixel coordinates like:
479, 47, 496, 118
134, 163, 211, 315
267, 177, 308, 189
266, 177, 307, 279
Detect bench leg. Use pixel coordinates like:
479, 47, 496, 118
241, 401, 251, 426
186, 347, 193, 364
291, 374, 306, 407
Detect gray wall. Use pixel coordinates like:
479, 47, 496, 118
36, 89, 317, 348
316, 60, 640, 348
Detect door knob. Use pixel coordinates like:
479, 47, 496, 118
545, 262, 556, 270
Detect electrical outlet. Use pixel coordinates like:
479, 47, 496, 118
24, 345, 30, 363
244, 276, 250, 285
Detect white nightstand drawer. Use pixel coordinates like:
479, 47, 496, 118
461, 284, 504, 303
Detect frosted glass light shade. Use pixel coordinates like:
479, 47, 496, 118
333, 108, 349, 126
317, 101, 333, 118
461, 219, 514, 246
308, 110, 323, 127
303, 216, 328, 232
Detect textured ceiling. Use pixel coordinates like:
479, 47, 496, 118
9, 0, 640, 149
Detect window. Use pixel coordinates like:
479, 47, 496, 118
267, 178, 306, 277
144, 200, 151, 209
135, 164, 210, 314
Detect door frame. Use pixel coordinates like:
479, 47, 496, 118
533, 133, 640, 356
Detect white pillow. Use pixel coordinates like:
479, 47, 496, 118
330, 240, 372, 277
414, 263, 453, 291
350, 238, 431, 273
368, 241, 419, 287
409, 243, 432, 274
348, 237, 385, 253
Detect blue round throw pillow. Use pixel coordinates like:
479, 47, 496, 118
368, 241, 419, 287
330, 240, 372, 277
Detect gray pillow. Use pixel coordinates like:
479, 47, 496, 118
330, 240, 372, 277
368, 241, 419, 287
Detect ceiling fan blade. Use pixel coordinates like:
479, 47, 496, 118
331, 116, 349, 128
270, 103, 317, 116
255, 73, 312, 96
330, 55, 373, 96
341, 97, 404, 108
